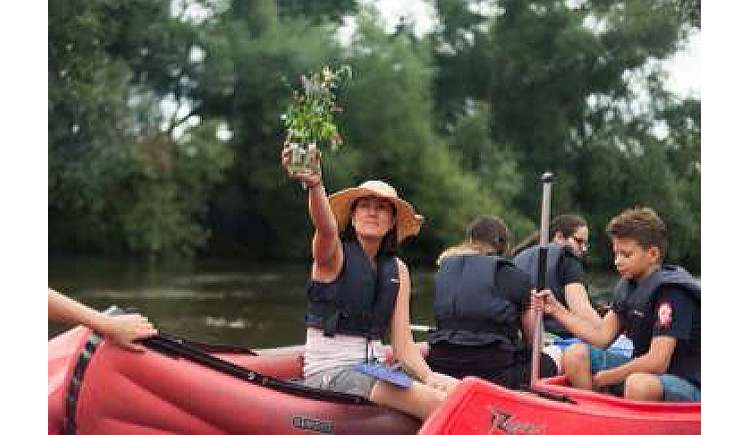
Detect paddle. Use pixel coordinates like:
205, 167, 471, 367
531, 172, 554, 387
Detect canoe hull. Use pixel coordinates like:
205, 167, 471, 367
48, 327, 420, 435
419, 376, 700, 435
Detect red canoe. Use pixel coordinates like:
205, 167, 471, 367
49, 327, 420, 435
419, 375, 700, 435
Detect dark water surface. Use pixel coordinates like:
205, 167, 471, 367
49, 258, 618, 348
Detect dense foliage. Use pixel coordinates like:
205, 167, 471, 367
49, 0, 700, 272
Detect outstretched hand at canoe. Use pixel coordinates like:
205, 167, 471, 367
97, 313, 158, 352
49, 288, 158, 352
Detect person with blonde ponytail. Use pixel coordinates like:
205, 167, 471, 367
426, 216, 556, 389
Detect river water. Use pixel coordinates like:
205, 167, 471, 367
48, 258, 618, 348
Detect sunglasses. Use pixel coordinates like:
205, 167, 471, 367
572, 236, 589, 249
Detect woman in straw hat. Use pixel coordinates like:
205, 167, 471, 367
281, 148, 457, 420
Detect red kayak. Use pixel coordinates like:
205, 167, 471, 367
419, 375, 700, 435
49, 327, 420, 435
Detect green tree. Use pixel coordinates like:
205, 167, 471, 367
188, 2, 342, 258
430, 0, 699, 270
325, 9, 528, 263
277, 0, 357, 23
49, 0, 233, 258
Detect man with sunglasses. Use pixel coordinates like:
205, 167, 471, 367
512, 214, 601, 371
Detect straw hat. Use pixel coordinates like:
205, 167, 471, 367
329, 180, 424, 243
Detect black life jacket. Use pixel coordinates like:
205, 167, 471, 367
305, 240, 399, 339
513, 244, 573, 337
429, 254, 521, 347
612, 265, 701, 385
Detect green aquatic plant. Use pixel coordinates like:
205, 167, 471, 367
281, 64, 352, 151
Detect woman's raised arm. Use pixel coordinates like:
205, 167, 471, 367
281, 147, 341, 273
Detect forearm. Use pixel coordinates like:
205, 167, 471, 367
389, 262, 434, 382
598, 353, 669, 386
581, 309, 603, 325
307, 184, 338, 236
48, 288, 108, 331
396, 342, 433, 382
565, 284, 603, 325
549, 306, 613, 348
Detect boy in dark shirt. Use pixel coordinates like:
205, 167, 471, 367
534, 207, 700, 402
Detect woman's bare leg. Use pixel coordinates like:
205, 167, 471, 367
369, 380, 447, 420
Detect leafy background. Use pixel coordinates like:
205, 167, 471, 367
49, 0, 700, 272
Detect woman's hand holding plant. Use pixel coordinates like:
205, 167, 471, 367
281, 145, 321, 189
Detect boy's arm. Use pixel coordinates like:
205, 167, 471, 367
592, 337, 676, 388
540, 290, 621, 348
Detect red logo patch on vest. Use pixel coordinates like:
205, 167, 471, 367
657, 302, 673, 329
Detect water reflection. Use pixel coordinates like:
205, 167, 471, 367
49, 258, 617, 349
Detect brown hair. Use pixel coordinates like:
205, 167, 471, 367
437, 215, 511, 265
606, 206, 667, 258
510, 214, 587, 256
466, 215, 511, 256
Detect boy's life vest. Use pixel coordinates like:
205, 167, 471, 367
612, 265, 701, 385
429, 254, 523, 349
513, 244, 578, 337
305, 240, 399, 340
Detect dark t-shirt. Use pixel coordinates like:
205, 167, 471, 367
614, 284, 701, 386
558, 252, 587, 288
652, 285, 701, 386
549, 252, 588, 337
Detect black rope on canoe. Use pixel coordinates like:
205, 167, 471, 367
141, 332, 372, 405
520, 385, 577, 404
157, 331, 259, 356
64, 332, 104, 435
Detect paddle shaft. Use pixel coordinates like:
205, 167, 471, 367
532, 172, 554, 386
